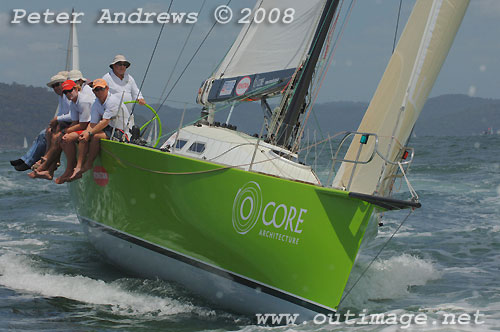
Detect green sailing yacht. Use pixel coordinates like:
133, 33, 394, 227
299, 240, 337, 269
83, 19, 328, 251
69, 0, 469, 320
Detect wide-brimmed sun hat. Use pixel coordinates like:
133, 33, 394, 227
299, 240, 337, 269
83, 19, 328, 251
57, 71, 70, 79
109, 54, 130, 69
46, 74, 67, 88
68, 69, 87, 82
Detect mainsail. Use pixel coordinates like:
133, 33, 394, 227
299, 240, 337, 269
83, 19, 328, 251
197, 0, 327, 105
333, 0, 469, 196
65, 9, 80, 71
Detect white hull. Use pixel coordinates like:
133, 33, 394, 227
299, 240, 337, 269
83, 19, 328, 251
79, 216, 326, 322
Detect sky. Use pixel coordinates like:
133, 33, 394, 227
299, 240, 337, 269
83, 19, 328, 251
0, 0, 498, 108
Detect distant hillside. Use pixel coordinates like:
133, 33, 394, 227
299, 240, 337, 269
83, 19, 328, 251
1, 81, 499, 148
0, 82, 58, 148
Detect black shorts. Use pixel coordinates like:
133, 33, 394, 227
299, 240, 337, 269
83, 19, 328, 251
103, 125, 129, 141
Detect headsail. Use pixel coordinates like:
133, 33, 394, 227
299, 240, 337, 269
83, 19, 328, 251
197, 0, 327, 105
333, 0, 469, 196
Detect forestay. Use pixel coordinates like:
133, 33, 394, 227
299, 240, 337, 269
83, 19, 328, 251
197, 0, 326, 105
333, 0, 469, 196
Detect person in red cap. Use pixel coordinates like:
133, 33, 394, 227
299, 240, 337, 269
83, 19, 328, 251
31, 80, 93, 181
69, 78, 130, 181
51, 80, 95, 184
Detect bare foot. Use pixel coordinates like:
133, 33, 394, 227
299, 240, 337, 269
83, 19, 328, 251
28, 171, 37, 179
54, 176, 69, 184
68, 167, 83, 182
31, 159, 44, 170
33, 170, 53, 180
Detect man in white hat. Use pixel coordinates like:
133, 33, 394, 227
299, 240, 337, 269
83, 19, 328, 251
103, 54, 146, 110
69, 69, 93, 98
10, 73, 70, 172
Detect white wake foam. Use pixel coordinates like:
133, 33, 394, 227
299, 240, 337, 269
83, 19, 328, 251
0, 253, 206, 318
342, 254, 441, 308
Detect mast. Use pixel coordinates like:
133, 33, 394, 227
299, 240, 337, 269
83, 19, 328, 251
275, 0, 340, 148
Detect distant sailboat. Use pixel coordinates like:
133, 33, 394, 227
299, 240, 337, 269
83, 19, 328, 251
23, 137, 28, 149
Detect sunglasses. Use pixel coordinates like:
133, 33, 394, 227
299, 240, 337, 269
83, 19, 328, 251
51, 82, 61, 88
115, 62, 129, 67
63, 88, 74, 95
93, 87, 106, 92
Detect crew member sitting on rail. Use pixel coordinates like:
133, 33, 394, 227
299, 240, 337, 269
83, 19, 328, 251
70, 78, 130, 180
28, 72, 73, 180
54, 80, 94, 184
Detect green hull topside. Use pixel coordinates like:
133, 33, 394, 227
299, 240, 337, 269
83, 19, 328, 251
68, 140, 374, 311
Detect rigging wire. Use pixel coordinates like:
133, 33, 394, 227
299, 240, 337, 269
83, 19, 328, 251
158, 0, 208, 103
337, 209, 414, 308
156, 0, 233, 115
293, 0, 356, 153
392, 0, 403, 54
128, 0, 174, 122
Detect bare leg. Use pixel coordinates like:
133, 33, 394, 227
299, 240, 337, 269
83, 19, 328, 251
69, 135, 92, 181
81, 133, 106, 175
55, 133, 79, 184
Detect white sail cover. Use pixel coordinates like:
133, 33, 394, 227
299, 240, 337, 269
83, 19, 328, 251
333, 0, 469, 196
198, 0, 326, 104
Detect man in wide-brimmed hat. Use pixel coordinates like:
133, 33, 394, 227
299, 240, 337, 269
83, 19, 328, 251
68, 69, 93, 97
27, 71, 76, 180
10, 73, 69, 172
103, 54, 146, 110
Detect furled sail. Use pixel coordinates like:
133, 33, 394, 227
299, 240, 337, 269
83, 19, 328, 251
332, 0, 469, 196
197, 0, 326, 105
65, 9, 79, 71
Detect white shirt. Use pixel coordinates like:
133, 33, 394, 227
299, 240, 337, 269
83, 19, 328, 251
90, 92, 130, 131
70, 91, 95, 123
56, 94, 72, 123
80, 83, 94, 99
103, 71, 144, 109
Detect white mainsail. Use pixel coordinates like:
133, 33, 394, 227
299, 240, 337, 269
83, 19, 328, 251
332, 0, 469, 196
65, 10, 79, 71
198, 0, 327, 104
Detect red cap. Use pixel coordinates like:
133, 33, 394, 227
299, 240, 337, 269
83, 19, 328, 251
62, 80, 76, 92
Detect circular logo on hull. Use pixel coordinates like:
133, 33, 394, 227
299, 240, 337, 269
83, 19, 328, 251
93, 166, 109, 187
232, 181, 262, 234
235, 76, 251, 96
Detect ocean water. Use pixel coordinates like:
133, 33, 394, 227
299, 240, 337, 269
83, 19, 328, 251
0, 135, 499, 331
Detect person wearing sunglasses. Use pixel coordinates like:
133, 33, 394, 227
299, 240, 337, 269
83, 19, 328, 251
103, 54, 146, 112
10, 72, 71, 174
68, 78, 130, 181
47, 80, 95, 184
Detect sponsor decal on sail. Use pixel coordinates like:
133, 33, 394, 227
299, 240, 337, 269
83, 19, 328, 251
219, 79, 236, 96
235, 76, 251, 96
